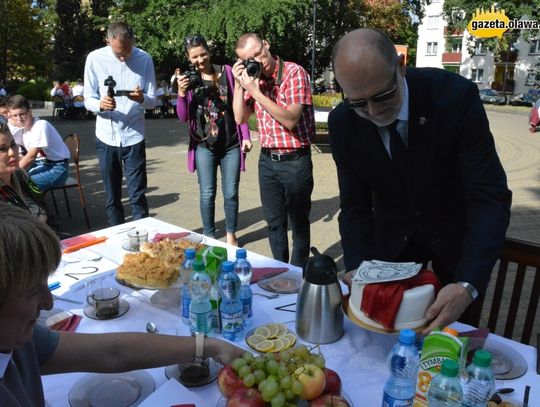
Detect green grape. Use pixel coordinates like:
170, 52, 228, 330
295, 345, 309, 358
243, 373, 256, 387
283, 388, 295, 400
266, 359, 279, 374
291, 378, 304, 395
231, 358, 246, 372
242, 351, 254, 362
258, 379, 269, 393
279, 375, 291, 390
253, 369, 266, 383
266, 374, 278, 382
280, 349, 291, 362
254, 357, 265, 370
262, 380, 279, 400
313, 355, 325, 368
277, 363, 288, 377
238, 364, 251, 378
270, 392, 286, 407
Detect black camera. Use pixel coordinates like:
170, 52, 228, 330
242, 59, 262, 78
183, 64, 203, 90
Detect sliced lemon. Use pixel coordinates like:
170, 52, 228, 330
254, 326, 271, 338
265, 323, 280, 338
247, 334, 267, 348
277, 335, 290, 348
254, 339, 274, 352
284, 333, 297, 347
276, 323, 288, 337
272, 338, 286, 352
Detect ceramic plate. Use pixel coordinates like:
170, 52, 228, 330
216, 389, 354, 406
482, 339, 528, 380
165, 357, 221, 387
68, 370, 154, 407
84, 299, 130, 320
149, 287, 181, 309
257, 276, 300, 294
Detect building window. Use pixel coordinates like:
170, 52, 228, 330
471, 69, 484, 82
426, 42, 438, 55
526, 70, 536, 86
530, 39, 540, 54
427, 15, 439, 29
449, 41, 462, 53
474, 41, 487, 55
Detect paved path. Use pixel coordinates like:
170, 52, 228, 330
35, 105, 540, 345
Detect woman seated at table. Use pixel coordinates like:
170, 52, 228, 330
0, 123, 48, 223
0, 203, 245, 407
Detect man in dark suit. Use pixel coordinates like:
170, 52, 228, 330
329, 28, 512, 334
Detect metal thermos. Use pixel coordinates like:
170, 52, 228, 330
295, 247, 343, 343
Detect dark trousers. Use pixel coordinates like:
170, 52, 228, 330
258, 153, 313, 267
95, 138, 149, 225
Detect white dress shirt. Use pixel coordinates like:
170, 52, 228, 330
83, 45, 157, 147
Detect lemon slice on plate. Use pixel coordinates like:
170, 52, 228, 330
284, 333, 297, 347
254, 326, 271, 338
254, 340, 274, 352
272, 338, 286, 352
246, 334, 267, 348
265, 323, 280, 338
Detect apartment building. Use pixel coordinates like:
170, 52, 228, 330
416, 0, 539, 95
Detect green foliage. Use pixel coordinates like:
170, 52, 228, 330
312, 94, 342, 108
16, 81, 50, 101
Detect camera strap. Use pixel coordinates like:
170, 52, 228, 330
275, 57, 284, 86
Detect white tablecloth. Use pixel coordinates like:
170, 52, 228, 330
42, 218, 540, 406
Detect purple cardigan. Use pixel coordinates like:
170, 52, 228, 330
176, 64, 251, 173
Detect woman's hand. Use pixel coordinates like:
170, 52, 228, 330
242, 140, 252, 153
206, 337, 246, 366
177, 75, 190, 97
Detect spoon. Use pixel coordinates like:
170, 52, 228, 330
146, 321, 178, 335
253, 292, 279, 299
146, 321, 158, 334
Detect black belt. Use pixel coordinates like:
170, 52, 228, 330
261, 147, 310, 162
45, 158, 69, 164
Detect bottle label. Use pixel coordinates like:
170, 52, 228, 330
189, 310, 212, 334
221, 310, 244, 333
462, 378, 493, 404
241, 297, 253, 319
382, 392, 413, 407
210, 298, 222, 333
181, 294, 191, 320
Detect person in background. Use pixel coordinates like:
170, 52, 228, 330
0, 96, 9, 119
71, 79, 85, 107
7, 95, 70, 191
233, 33, 315, 267
177, 34, 251, 246
329, 28, 511, 334
0, 81, 6, 97
0, 203, 245, 406
49, 81, 64, 99
84, 21, 156, 225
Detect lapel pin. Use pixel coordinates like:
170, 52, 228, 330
419, 117, 427, 126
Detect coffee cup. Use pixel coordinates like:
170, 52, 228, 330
127, 229, 148, 251
85, 278, 120, 318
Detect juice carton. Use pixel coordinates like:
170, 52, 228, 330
413, 327, 468, 407
196, 246, 227, 283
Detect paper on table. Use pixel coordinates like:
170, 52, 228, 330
353, 260, 422, 283
138, 378, 209, 407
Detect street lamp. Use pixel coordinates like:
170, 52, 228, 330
311, 0, 316, 91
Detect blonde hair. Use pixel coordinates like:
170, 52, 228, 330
0, 203, 61, 303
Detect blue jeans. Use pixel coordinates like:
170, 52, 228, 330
28, 160, 69, 191
195, 146, 240, 237
95, 138, 148, 225
258, 153, 313, 267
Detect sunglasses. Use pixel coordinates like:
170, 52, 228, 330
344, 70, 398, 109
184, 34, 206, 47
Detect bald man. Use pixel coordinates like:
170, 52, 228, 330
328, 29, 512, 334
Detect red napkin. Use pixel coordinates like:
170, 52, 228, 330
49, 315, 82, 332
251, 267, 289, 283
153, 232, 191, 242
361, 270, 441, 329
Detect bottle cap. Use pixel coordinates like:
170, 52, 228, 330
399, 329, 416, 345
472, 349, 492, 367
442, 327, 459, 336
440, 359, 459, 377
192, 259, 205, 271
185, 248, 196, 258
236, 248, 247, 258
221, 261, 234, 272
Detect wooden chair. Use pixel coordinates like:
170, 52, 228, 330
51, 95, 66, 120
44, 133, 91, 229
466, 237, 540, 345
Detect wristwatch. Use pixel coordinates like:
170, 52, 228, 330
457, 281, 479, 301
194, 332, 205, 364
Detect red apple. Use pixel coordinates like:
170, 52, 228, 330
322, 368, 342, 395
294, 363, 326, 400
217, 365, 244, 398
226, 387, 265, 407
309, 394, 350, 407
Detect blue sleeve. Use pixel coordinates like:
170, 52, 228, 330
32, 324, 60, 365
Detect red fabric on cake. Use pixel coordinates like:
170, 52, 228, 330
360, 270, 441, 329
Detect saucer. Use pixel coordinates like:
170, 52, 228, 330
483, 339, 528, 380
258, 276, 300, 294
84, 299, 130, 320
165, 357, 221, 387
69, 370, 154, 407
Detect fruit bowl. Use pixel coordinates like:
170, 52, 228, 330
216, 390, 354, 406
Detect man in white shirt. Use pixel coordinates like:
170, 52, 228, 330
71, 79, 84, 107
84, 21, 157, 225
7, 95, 70, 191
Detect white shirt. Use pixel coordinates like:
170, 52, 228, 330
378, 78, 409, 158
50, 88, 64, 98
83, 45, 157, 147
71, 84, 84, 97
22, 118, 70, 161
0, 351, 11, 378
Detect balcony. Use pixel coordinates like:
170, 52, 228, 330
442, 52, 462, 64
444, 27, 464, 37
497, 49, 518, 63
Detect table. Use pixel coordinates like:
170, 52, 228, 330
42, 218, 539, 406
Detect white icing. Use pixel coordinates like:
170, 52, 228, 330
349, 282, 435, 330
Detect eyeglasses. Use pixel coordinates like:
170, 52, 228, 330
184, 34, 206, 47
344, 70, 398, 109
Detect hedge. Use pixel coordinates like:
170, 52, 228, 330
16, 81, 50, 101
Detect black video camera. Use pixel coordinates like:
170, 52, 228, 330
104, 76, 116, 98
183, 64, 203, 90
242, 59, 262, 78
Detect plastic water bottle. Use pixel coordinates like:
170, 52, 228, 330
426, 359, 463, 407
462, 350, 495, 407
180, 248, 196, 324
234, 248, 253, 324
188, 259, 212, 334
209, 275, 222, 334
382, 329, 419, 407
218, 261, 244, 340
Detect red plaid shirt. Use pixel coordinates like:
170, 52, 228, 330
246, 57, 315, 152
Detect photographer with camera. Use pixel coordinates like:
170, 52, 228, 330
83, 21, 156, 226
176, 34, 251, 247
232, 33, 315, 267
